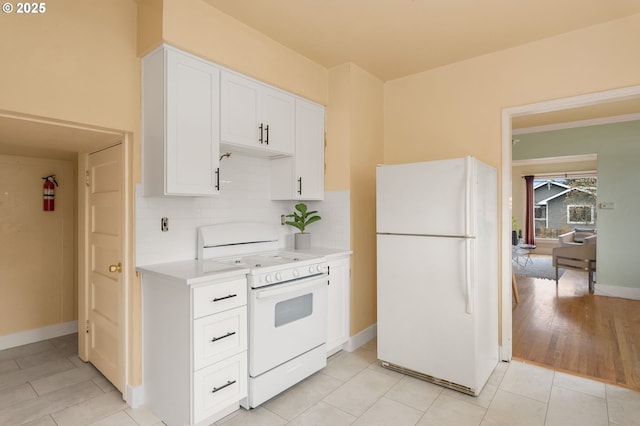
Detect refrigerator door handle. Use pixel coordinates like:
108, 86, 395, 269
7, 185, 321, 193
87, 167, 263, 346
465, 237, 473, 314
464, 156, 471, 237
464, 157, 473, 314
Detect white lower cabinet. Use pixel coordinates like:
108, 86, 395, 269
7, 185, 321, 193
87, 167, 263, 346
141, 271, 248, 426
193, 352, 247, 424
326, 254, 351, 356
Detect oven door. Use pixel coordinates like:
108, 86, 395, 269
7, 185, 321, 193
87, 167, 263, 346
249, 273, 328, 377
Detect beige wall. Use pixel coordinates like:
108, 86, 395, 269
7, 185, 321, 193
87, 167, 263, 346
384, 14, 640, 337
384, 14, 640, 168
327, 64, 384, 335
0, 156, 76, 335
0, 0, 139, 133
326, 66, 352, 191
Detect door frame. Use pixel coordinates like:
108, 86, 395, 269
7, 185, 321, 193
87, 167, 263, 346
499, 85, 640, 361
78, 134, 132, 394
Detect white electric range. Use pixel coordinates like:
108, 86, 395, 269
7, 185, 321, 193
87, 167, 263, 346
198, 223, 328, 408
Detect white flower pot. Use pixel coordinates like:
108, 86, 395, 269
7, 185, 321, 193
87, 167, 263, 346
294, 233, 311, 250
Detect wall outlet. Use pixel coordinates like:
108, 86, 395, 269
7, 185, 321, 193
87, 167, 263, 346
281, 214, 286, 225
161, 217, 169, 232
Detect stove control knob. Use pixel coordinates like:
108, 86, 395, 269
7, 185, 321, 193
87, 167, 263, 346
309, 266, 315, 274
316, 265, 323, 273
292, 269, 300, 278
275, 272, 283, 281
265, 274, 272, 284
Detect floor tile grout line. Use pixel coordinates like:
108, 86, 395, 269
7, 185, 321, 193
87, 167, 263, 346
26, 379, 40, 398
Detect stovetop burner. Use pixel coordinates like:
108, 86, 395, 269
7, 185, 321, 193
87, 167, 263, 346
221, 251, 316, 268
217, 251, 327, 288
197, 224, 327, 288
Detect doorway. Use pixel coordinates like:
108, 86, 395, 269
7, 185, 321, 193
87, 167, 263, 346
0, 111, 130, 394
500, 85, 640, 361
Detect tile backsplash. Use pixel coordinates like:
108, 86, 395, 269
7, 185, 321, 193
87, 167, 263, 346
135, 153, 350, 266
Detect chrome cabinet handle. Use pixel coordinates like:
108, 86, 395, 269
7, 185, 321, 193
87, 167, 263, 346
259, 123, 264, 144
265, 124, 269, 145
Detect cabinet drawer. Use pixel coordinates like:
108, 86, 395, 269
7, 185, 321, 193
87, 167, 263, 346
193, 352, 247, 424
193, 278, 247, 319
194, 306, 247, 370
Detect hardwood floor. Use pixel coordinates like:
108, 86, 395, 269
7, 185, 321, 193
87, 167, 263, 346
512, 255, 640, 391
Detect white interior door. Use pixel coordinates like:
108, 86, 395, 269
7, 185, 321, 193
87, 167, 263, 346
86, 144, 124, 392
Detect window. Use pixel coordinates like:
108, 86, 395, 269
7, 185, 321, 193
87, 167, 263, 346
534, 205, 547, 235
567, 205, 594, 224
533, 176, 597, 239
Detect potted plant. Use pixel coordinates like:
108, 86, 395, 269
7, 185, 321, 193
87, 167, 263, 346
512, 216, 519, 246
285, 203, 321, 249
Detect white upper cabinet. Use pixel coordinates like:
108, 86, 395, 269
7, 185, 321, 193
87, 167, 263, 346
220, 71, 295, 157
271, 98, 325, 200
143, 46, 220, 196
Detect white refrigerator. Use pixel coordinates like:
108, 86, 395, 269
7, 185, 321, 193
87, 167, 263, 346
376, 156, 498, 396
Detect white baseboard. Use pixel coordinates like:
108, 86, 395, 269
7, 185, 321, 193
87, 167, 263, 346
126, 384, 144, 408
595, 284, 640, 300
0, 321, 78, 351
344, 323, 377, 352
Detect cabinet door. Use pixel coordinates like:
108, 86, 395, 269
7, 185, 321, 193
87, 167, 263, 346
166, 50, 220, 195
220, 71, 260, 148
261, 86, 295, 155
327, 256, 350, 355
193, 352, 247, 424
294, 99, 325, 199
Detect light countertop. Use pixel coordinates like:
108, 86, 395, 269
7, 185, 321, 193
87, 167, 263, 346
136, 247, 351, 283
136, 259, 249, 284
285, 247, 352, 260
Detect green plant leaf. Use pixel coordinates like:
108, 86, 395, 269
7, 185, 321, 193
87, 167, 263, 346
284, 221, 304, 232
306, 216, 321, 225
285, 202, 321, 233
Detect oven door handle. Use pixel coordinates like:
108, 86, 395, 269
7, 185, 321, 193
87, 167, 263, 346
255, 274, 328, 300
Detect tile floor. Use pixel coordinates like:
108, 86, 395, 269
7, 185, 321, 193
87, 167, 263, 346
1, 334, 639, 425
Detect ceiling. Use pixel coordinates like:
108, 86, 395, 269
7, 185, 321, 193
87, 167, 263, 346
3, 1, 639, 157
0, 114, 123, 160
203, 0, 640, 82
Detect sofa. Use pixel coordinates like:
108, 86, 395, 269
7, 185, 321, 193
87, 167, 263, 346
558, 228, 597, 246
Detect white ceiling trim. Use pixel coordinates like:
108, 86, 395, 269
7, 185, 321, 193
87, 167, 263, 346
512, 153, 598, 166
513, 112, 640, 135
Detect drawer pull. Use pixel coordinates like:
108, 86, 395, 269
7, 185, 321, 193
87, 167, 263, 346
211, 380, 236, 394
212, 294, 237, 303
210, 331, 236, 343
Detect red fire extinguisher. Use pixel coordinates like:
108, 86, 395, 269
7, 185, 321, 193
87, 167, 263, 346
42, 175, 58, 211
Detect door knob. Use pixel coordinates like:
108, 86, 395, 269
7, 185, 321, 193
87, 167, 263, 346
109, 262, 122, 273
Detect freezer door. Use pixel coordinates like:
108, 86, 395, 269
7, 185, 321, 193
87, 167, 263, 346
377, 234, 479, 390
376, 158, 470, 236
